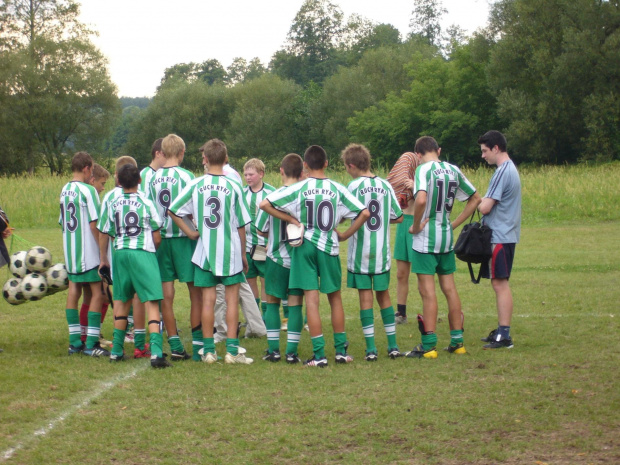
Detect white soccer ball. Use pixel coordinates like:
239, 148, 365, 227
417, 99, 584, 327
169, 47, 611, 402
9, 250, 29, 278
21, 273, 48, 301
45, 263, 69, 291
25, 246, 53, 273
2, 277, 25, 305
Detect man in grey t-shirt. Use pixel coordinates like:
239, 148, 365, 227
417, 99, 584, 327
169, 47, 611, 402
477, 131, 521, 349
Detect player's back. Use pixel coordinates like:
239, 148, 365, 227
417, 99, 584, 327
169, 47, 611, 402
244, 182, 275, 251
149, 166, 194, 238
139, 166, 157, 195
256, 185, 292, 268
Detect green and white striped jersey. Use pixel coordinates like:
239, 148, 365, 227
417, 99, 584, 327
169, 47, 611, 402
412, 161, 476, 254
98, 191, 162, 253
59, 181, 100, 274
98, 186, 123, 270
346, 176, 403, 274
168, 174, 251, 277
244, 182, 275, 252
139, 166, 157, 194
149, 166, 195, 238
255, 186, 292, 268
267, 177, 365, 256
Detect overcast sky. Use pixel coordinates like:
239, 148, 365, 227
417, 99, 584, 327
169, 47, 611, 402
77, 0, 491, 98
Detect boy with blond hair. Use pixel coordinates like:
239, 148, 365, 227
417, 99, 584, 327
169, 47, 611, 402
168, 138, 254, 364
341, 144, 404, 361
148, 134, 201, 360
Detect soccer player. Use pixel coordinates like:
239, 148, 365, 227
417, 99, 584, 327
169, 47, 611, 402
149, 134, 201, 361
139, 138, 166, 194
243, 158, 275, 319
168, 138, 254, 365
98, 164, 170, 368
341, 144, 404, 361
477, 130, 522, 349
255, 153, 305, 363
387, 151, 423, 324
59, 151, 108, 357
260, 145, 369, 367
405, 136, 481, 359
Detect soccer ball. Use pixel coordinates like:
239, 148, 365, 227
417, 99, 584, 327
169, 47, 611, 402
21, 273, 48, 301
45, 263, 69, 291
25, 246, 52, 273
9, 250, 29, 278
2, 278, 25, 305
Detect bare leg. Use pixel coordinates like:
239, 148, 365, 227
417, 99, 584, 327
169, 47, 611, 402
492, 278, 513, 326
225, 283, 241, 340
161, 281, 179, 336
327, 290, 345, 333
416, 274, 437, 333
305, 289, 322, 337
438, 274, 463, 331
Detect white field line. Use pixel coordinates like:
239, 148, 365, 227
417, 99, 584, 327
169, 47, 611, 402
1, 365, 147, 462
358, 313, 615, 321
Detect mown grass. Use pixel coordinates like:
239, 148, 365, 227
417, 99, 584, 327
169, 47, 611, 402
0, 166, 619, 464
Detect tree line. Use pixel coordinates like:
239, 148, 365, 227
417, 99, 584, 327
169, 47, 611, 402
0, 0, 618, 175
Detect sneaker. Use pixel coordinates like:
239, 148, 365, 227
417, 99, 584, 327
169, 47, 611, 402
68, 344, 84, 355
134, 347, 151, 358
304, 355, 328, 367
405, 343, 438, 359
285, 353, 302, 364
280, 318, 288, 331
483, 338, 514, 349
387, 348, 403, 359
262, 349, 281, 362
481, 329, 497, 343
444, 343, 467, 354
124, 330, 135, 344
364, 351, 378, 362
109, 353, 130, 362
170, 350, 191, 361
99, 335, 112, 348
335, 352, 354, 364
151, 355, 172, 368
395, 312, 408, 324
198, 349, 218, 364
225, 352, 254, 364
83, 343, 110, 357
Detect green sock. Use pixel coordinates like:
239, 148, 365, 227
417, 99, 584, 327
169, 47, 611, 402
265, 303, 281, 353
285, 305, 303, 355
134, 329, 146, 350
422, 333, 437, 351
334, 332, 347, 354
149, 332, 163, 358
66, 308, 82, 347
203, 337, 215, 354
168, 335, 184, 353
450, 329, 464, 347
227, 338, 240, 356
192, 326, 203, 360
360, 309, 376, 353
282, 300, 289, 319
112, 328, 126, 357
311, 334, 326, 359
380, 306, 398, 350
86, 311, 101, 349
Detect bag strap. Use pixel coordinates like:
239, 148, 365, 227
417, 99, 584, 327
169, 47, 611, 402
467, 262, 483, 284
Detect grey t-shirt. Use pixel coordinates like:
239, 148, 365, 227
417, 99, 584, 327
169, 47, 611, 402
482, 160, 521, 244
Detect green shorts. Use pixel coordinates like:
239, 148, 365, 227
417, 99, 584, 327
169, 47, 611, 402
265, 258, 303, 300
245, 252, 265, 279
411, 250, 456, 275
156, 237, 196, 283
394, 214, 415, 262
112, 249, 163, 303
68, 267, 101, 284
347, 270, 390, 291
194, 266, 246, 288
289, 240, 341, 294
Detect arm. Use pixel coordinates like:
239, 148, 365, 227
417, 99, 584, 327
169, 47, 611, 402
257, 229, 268, 238
98, 232, 110, 269
390, 215, 404, 224
336, 209, 370, 242
478, 197, 496, 215
238, 226, 248, 274
259, 199, 300, 227
168, 212, 200, 240
409, 193, 429, 234
453, 192, 482, 230
152, 230, 162, 250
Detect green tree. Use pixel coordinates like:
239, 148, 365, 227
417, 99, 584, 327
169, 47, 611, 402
226, 57, 266, 86
409, 0, 447, 46
0, 0, 120, 174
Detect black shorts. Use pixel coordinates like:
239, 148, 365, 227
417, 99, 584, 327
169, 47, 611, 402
481, 243, 516, 280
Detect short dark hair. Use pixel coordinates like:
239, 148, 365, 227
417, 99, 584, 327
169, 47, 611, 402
304, 145, 327, 170
281, 153, 303, 178
478, 130, 507, 152
202, 139, 227, 166
71, 151, 93, 173
414, 136, 439, 155
341, 143, 370, 172
117, 164, 140, 189
151, 138, 163, 160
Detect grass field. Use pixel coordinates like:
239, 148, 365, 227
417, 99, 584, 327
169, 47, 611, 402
0, 164, 618, 464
